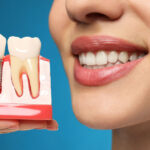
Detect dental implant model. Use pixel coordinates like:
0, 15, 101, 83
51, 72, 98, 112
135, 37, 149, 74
0, 35, 52, 120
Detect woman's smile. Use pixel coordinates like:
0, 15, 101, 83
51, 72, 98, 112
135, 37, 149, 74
71, 35, 148, 86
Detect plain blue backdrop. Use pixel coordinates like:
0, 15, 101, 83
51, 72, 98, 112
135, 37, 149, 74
0, 0, 112, 150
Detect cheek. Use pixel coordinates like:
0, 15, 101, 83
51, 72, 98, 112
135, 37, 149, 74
129, 0, 150, 27
49, 0, 71, 44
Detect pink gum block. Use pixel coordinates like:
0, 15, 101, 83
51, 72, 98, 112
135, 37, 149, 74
0, 55, 52, 120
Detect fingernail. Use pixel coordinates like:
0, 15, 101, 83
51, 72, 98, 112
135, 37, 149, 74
8, 125, 19, 130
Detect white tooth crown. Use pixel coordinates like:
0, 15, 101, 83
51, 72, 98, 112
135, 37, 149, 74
108, 51, 118, 63
8, 36, 41, 60
96, 51, 107, 65
86, 52, 95, 65
118, 51, 128, 63
79, 53, 86, 65
0, 34, 6, 58
129, 52, 138, 61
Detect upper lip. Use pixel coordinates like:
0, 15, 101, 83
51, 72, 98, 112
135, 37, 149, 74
71, 35, 148, 55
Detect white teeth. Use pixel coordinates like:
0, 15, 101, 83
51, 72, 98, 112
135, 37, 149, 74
115, 61, 121, 65
96, 51, 107, 65
79, 53, 86, 65
138, 53, 145, 58
108, 51, 118, 63
86, 52, 95, 65
0, 34, 6, 59
118, 51, 129, 63
79, 50, 146, 68
106, 63, 113, 67
8, 36, 41, 98
129, 53, 138, 61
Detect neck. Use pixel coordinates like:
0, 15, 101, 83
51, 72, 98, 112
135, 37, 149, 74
112, 121, 150, 150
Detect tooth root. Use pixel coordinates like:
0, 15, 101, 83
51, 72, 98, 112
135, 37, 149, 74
24, 57, 39, 98
10, 56, 23, 96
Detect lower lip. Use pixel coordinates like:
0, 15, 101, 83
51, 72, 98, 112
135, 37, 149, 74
74, 57, 144, 86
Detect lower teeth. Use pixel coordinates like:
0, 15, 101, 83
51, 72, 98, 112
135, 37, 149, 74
83, 61, 124, 69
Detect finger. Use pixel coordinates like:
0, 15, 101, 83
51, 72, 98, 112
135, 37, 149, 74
0, 129, 18, 134
0, 120, 19, 130
19, 120, 47, 130
46, 120, 58, 131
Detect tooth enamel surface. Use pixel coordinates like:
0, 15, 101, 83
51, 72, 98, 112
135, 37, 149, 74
108, 51, 118, 63
106, 63, 114, 67
115, 61, 121, 65
79, 50, 146, 69
138, 53, 145, 58
96, 51, 107, 65
8, 36, 41, 60
79, 53, 86, 65
0, 34, 6, 58
86, 52, 95, 65
118, 51, 128, 63
129, 52, 138, 61
8, 36, 41, 98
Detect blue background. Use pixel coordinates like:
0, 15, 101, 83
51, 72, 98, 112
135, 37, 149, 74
0, 0, 112, 150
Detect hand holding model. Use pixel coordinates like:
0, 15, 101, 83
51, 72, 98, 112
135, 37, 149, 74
0, 34, 58, 133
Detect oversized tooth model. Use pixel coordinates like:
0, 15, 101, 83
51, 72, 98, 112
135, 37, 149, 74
0, 35, 52, 120
0, 35, 6, 93
8, 36, 41, 98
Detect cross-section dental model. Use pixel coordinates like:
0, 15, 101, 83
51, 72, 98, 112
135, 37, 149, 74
0, 35, 52, 120
0, 35, 6, 92
8, 36, 41, 98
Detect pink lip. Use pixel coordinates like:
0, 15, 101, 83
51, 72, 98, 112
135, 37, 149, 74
74, 58, 143, 86
71, 35, 147, 55
72, 36, 146, 86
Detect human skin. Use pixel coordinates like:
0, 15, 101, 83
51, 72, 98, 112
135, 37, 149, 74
49, 0, 150, 149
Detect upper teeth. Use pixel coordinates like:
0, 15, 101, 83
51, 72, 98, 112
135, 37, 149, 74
0, 34, 6, 59
8, 36, 41, 98
79, 50, 145, 66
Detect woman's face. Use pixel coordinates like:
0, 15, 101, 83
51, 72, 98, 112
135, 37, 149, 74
49, 0, 150, 129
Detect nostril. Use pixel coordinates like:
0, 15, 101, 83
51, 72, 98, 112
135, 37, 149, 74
86, 13, 114, 21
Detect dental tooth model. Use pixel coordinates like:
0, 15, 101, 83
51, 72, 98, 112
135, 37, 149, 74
8, 37, 40, 98
0, 35, 6, 92
0, 35, 52, 120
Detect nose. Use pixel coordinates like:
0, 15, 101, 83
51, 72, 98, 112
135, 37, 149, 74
66, 0, 124, 23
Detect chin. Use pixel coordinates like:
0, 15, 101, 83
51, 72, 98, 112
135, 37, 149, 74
72, 98, 138, 129
69, 80, 150, 130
